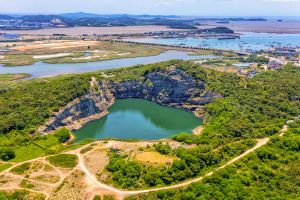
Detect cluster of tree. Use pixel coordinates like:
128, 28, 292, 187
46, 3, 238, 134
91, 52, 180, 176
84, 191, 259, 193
173, 62, 300, 147
198, 26, 234, 34
240, 54, 269, 64
106, 140, 254, 189
106, 153, 142, 188
155, 143, 172, 155
127, 121, 300, 200
54, 128, 71, 143
0, 75, 89, 149
0, 147, 15, 161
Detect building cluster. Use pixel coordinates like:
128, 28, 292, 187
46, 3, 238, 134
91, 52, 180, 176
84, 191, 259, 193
268, 46, 300, 58
143, 30, 240, 40
257, 46, 300, 70
0, 18, 66, 30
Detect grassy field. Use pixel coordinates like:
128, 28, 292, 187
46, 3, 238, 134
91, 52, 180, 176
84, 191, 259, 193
10, 135, 64, 162
134, 151, 176, 165
0, 73, 31, 89
0, 163, 12, 172
47, 154, 78, 168
0, 73, 30, 82
10, 163, 31, 175
0, 40, 165, 66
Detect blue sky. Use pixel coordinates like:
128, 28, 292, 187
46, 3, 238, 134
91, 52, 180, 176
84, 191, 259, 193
0, 0, 300, 16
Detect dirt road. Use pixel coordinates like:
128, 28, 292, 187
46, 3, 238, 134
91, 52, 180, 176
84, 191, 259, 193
0, 121, 291, 200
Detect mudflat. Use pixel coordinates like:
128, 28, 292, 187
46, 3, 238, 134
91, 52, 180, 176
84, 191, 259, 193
198, 20, 300, 34
0, 25, 177, 36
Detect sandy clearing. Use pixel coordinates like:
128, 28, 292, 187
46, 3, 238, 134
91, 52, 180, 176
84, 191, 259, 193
84, 149, 108, 175
11, 40, 100, 51
1, 25, 178, 36
33, 53, 72, 59
73, 55, 100, 60
116, 52, 131, 56
193, 125, 204, 135
134, 152, 176, 165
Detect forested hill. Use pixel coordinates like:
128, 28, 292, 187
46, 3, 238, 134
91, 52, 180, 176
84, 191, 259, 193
0, 61, 299, 198
176, 62, 300, 146
0, 60, 299, 149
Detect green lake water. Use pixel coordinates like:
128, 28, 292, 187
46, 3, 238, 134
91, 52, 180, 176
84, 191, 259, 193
73, 98, 201, 142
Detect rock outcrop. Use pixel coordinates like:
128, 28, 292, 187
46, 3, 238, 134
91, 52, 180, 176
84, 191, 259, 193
40, 68, 221, 134
39, 79, 114, 133
110, 68, 221, 111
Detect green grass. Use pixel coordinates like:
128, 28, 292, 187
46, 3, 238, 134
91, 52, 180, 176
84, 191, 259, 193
10, 162, 31, 174
10, 136, 63, 162
20, 180, 34, 189
47, 154, 78, 168
80, 146, 94, 154
0, 163, 12, 172
93, 195, 101, 200
0, 190, 45, 200
12, 144, 46, 162
0, 54, 35, 67
0, 73, 30, 82
104, 195, 115, 200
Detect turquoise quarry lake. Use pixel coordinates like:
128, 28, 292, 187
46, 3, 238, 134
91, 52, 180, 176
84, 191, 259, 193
73, 99, 201, 142
124, 32, 300, 51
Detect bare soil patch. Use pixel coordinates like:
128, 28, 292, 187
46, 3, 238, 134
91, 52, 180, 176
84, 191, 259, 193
84, 149, 109, 175
11, 40, 99, 52
134, 151, 176, 165
33, 53, 72, 59
50, 170, 86, 200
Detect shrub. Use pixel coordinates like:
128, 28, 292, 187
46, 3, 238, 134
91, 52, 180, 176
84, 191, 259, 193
0, 147, 16, 161
155, 143, 172, 155
54, 128, 70, 143
47, 154, 78, 168
10, 163, 31, 174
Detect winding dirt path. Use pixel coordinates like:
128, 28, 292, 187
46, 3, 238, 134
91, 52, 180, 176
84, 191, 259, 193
0, 121, 291, 200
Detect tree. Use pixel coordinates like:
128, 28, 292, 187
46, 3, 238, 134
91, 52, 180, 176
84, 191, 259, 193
54, 128, 70, 143
155, 143, 172, 155
0, 147, 16, 161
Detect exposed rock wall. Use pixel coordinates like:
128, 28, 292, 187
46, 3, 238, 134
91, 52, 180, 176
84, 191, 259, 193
110, 68, 221, 111
40, 68, 221, 134
39, 80, 114, 133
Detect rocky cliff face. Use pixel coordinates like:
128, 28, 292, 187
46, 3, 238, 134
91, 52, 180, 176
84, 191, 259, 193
110, 68, 221, 111
39, 80, 114, 133
40, 68, 221, 134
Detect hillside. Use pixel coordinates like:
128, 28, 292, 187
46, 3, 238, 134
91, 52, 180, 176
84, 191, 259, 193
0, 60, 299, 199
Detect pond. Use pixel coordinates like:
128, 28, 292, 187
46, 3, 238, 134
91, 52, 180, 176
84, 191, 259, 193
73, 98, 201, 142
0, 51, 217, 79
